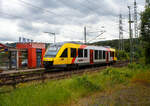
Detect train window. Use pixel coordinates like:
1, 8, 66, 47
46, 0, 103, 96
71, 48, 76, 58
60, 48, 68, 57
110, 52, 112, 57
112, 52, 114, 57
78, 49, 83, 57
94, 50, 98, 60
84, 49, 88, 57
99, 50, 102, 59
103, 51, 105, 59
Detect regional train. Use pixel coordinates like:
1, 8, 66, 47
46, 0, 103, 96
43, 42, 117, 69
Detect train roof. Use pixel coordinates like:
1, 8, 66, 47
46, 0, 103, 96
50, 42, 115, 51
50, 41, 82, 47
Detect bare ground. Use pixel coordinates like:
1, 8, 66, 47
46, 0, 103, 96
72, 84, 150, 106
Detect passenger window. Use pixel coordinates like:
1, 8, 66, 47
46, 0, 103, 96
84, 49, 88, 57
103, 51, 105, 59
95, 50, 98, 60
110, 52, 114, 57
78, 49, 83, 58
60, 48, 68, 57
110, 52, 111, 57
71, 48, 76, 58
99, 50, 102, 59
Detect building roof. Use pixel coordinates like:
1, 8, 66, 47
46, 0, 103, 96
0, 43, 8, 48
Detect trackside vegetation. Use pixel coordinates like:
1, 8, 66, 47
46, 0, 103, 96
0, 63, 150, 106
141, 7, 150, 64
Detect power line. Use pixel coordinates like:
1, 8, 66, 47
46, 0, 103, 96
87, 31, 106, 43
57, 0, 93, 15
60, 0, 99, 15
18, 0, 64, 17
16, 0, 94, 25
19, 0, 99, 18
0, 11, 22, 18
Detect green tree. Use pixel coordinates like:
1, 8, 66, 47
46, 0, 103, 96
141, 8, 150, 64
117, 50, 129, 61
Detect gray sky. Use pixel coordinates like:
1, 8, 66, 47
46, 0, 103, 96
0, 0, 145, 43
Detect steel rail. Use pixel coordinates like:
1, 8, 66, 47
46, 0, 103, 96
0, 61, 129, 89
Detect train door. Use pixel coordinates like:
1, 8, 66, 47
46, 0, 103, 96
106, 52, 109, 63
36, 49, 42, 67
90, 50, 94, 64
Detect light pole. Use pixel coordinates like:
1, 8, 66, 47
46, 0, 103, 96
44, 32, 56, 44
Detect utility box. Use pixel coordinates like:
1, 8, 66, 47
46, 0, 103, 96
16, 43, 45, 69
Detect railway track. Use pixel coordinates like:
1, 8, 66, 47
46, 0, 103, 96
0, 61, 129, 88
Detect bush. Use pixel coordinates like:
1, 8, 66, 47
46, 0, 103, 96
101, 67, 132, 87
117, 50, 129, 61
71, 75, 100, 93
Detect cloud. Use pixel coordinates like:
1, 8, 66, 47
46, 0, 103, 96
0, 0, 145, 43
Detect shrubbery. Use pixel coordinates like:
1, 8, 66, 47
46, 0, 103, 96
117, 50, 129, 61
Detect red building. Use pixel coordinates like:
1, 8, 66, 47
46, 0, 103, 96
16, 43, 45, 68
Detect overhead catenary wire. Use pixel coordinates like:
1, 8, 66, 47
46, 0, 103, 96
16, 0, 91, 25
18, 0, 101, 18
19, 0, 63, 17
57, 0, 95, 15
0, 11, 23, 18
87, 31, 106, 43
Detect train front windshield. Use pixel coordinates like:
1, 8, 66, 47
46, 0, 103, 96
45, 46, 60, 57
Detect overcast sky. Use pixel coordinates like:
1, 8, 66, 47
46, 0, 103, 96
0, 0, 145, 43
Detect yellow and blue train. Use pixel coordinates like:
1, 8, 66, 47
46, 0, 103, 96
43, 42, 117, 69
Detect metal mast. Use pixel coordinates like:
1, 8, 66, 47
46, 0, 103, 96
84, 26, 87, 44
119, 14, 124, 50
145, 0, 150, 8
134, 0, 138, 43
128, 6, 134, 63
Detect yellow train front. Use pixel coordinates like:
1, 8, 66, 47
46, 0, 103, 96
43, 42, 117, 69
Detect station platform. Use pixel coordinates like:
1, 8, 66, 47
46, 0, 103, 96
0, 68, 44, 75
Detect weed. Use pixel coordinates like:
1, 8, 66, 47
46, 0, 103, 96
131, 72, 150, 86
74, 75, 100, 92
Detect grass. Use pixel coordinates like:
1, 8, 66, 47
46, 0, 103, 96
0, 63, 150, 106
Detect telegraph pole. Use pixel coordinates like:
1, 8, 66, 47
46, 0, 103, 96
128, 6, 134, 63
84, 26, 87, 44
